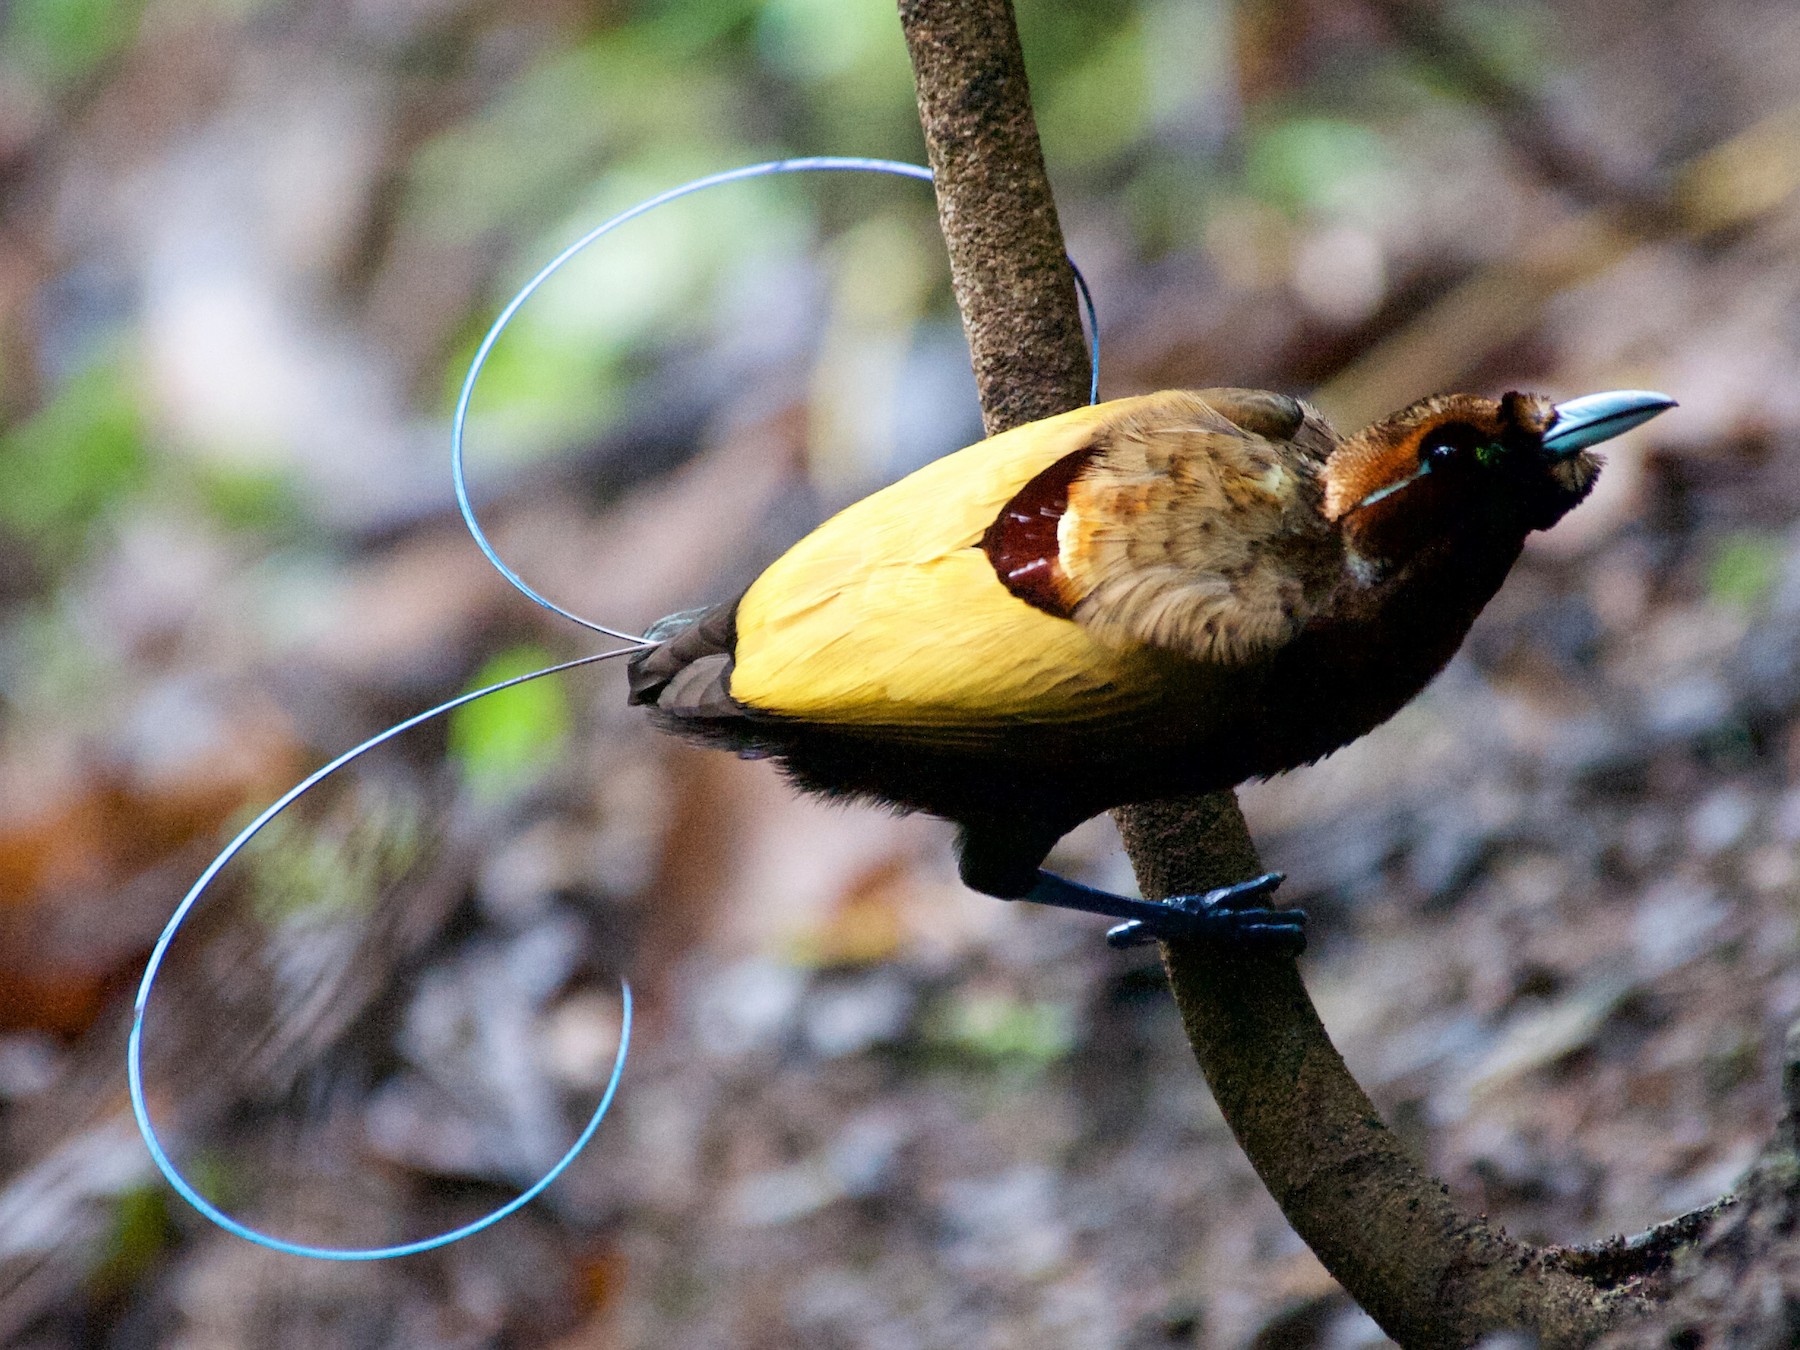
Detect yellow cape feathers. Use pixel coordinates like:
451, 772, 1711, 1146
729, 397, 1181, 728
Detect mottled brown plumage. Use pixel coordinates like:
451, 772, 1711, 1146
627, 384, 1668, 911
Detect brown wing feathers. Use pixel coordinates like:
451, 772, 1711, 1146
1066, 408, 1333, 663
980, 390, 1338, 666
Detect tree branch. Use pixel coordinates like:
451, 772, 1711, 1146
895, 2, 1680, 1344
896, 0, 1089, 432
1591, 1020, 1800, 1346
1119, 798, 1643, 1347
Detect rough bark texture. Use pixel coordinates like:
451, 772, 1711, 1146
896, 0, 1090, 433
896, 1, 1681, 1344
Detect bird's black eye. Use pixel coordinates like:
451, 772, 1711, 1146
1416, 421, 1485, 469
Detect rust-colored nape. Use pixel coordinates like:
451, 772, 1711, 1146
980, 444, 1101, 617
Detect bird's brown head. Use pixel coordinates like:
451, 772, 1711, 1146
1322, 388, 1675, 573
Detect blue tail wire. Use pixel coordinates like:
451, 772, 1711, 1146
135, 155, 1102, 1260
450, 155, 1101, 643
127, 651, 637, 1260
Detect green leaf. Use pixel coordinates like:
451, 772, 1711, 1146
0, 358, 148, 560
1708, 531, 1785, 611
448, 645, 573, 801
929, 991, 1076, 1069
6, 0, 140, 84
1245, 115, 1390, 216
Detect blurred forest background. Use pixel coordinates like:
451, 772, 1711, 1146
3, 0, 1800, 1345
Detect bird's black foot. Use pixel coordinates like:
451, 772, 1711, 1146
1101, 872, 1305, 953
1018, 870, 1304, 954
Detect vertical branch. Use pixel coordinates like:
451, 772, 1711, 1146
897, 0, 1089, 433
896, 1, 1659, 1345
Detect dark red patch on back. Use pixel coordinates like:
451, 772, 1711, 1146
980, 445, 1100, 617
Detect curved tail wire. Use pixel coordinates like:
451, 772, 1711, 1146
450, 155, 1100, 639
127, 650, 637, 1260
132, 155, 1102, 1261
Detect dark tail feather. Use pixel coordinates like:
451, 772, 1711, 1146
626, 599, 742, 718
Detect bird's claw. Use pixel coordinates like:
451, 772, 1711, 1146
1103, 873, 1305, 953
1016, 868, 1304, 955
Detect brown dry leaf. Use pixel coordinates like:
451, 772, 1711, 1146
0, 717, 301, 1035
794, 857, 913, 968
0, 962, 131, 1037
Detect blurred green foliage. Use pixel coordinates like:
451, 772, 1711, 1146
188, 462, 305, 539
1031, 11, 1151, 170
1708, 531, 1786, 611
442, 161, 816, 461
448, 645, 573, 801
243, 787, 425, 924
758, 0, 914, 113
0, 601, 116, 737
417, 0, 1284, 472
0, 359, 147, 563
1441, 0, 1558, 91
928, 990, 1077, 1070
90, 1184, 172, 1297
1246, 116, 1392, 217
0, 351, 301, 572
0, 0, 1597, 666
3, 0, 141, 84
